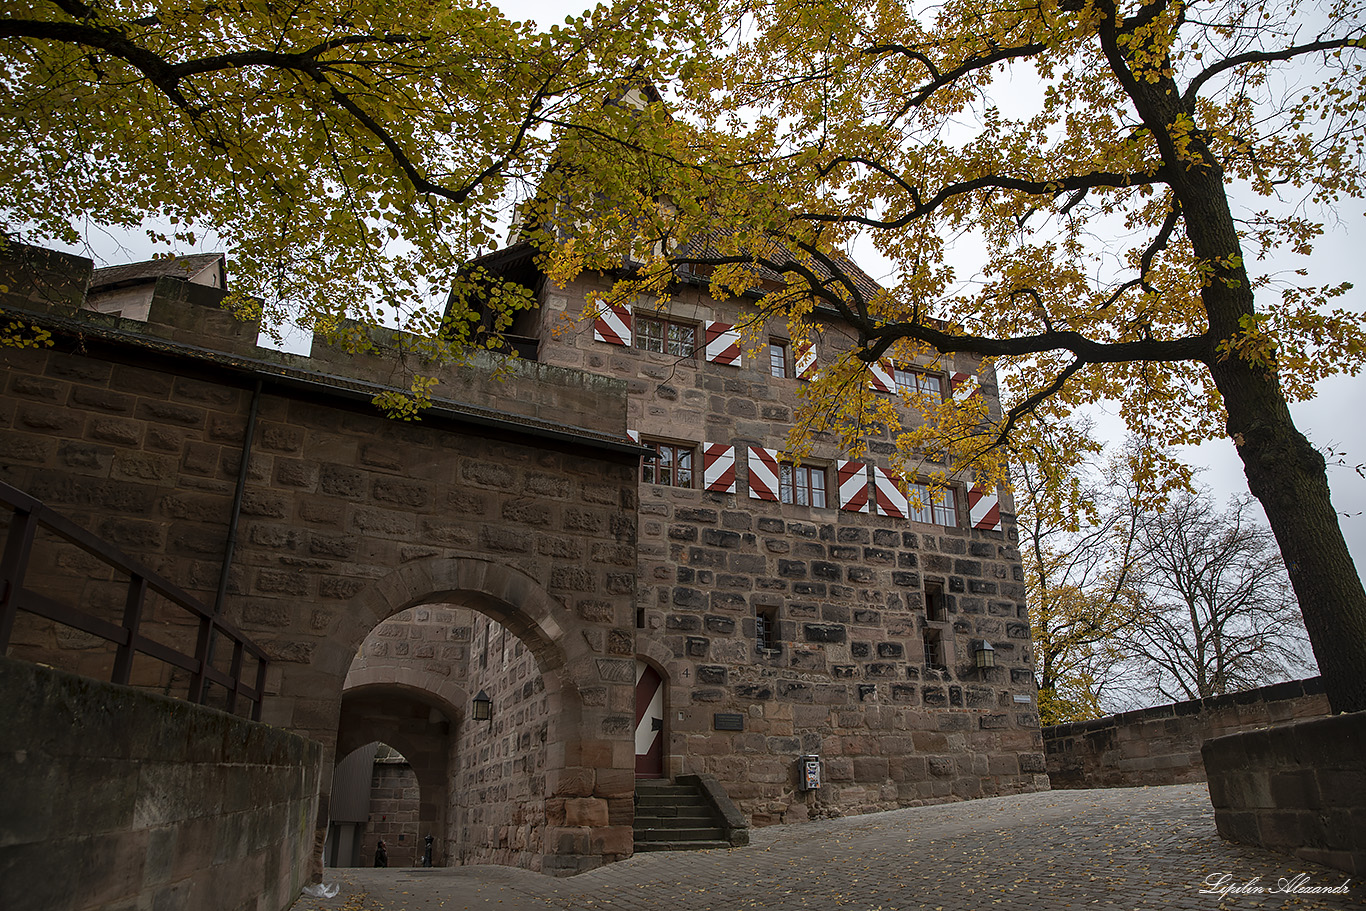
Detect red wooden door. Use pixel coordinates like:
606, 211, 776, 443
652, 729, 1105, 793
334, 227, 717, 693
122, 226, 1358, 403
635, 661, 665, 777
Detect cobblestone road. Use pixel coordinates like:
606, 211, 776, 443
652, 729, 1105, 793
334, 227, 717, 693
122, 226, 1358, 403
291, 785, 1361, 911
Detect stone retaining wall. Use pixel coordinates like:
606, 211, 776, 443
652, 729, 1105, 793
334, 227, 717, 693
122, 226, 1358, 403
1042, 678, 1329, 788
0, 657, 322, 911
1204, 710, 1366, 877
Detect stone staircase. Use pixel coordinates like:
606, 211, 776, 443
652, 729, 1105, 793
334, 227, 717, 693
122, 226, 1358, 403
633, 776, 749, 852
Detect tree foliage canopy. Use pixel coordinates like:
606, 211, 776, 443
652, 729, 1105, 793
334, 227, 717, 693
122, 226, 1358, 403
1, 0, 687, 352
534, 0, 1366, 709
5, 0, 1365, 707
545, 0, 1363, 475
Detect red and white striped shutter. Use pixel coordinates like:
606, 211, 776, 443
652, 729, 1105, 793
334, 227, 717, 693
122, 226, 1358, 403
837, 461, 870, 513
747, 447, 780, 501
626, 429, 640, 443
795, 341, 818, 381
704, 322, 743, 367
593, 302, 632, 346
873, 466, 908, 519
951, 372, 980, 401
968, 483, 1002, 531
867, 360, 895, 394
703, 443, 737, 493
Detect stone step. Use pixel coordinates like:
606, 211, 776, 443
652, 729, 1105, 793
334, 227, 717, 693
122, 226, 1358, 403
634, 795, 715, 810
633, 776, 747, 854
635, 826, 727, 842
635, 806, 717, 821
632, 839, 732, 852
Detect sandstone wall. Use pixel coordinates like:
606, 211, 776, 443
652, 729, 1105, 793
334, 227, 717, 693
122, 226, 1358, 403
537, 274, 1047, 823
451, 612, 567, 868
1, 243, 642, 874
1205, 710, 1366, 877
0, 657, 321, 911
360, 759, 423, 868
1043, 677, 1330, 788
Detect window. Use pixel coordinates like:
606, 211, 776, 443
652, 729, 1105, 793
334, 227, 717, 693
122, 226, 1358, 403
924, 580, 946, 622
922, 626, 946, 667
756, 608, 778, 652
780, 463, 827, 508
635, 314, 696, 357
907, 482, 958, 527
643, 441, 695, 488
769, 340, 790, 378
894, 366, 943, 400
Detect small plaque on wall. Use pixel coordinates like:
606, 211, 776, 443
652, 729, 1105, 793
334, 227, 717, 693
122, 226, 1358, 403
713, 712, 745, 731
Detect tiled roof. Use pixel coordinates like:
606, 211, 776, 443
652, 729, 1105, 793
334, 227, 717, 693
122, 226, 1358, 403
91, 253, 224, 291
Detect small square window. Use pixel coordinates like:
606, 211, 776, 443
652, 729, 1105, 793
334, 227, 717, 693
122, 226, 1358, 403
642, 441, 695, 488
907, 482, 958, 527
769, 340, 790, 378
635, 315, 697, 357
780, 463, 827, 508
894, 366, 944, 400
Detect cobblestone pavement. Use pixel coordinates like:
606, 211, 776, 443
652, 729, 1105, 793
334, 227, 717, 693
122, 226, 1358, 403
291, 785, 1362, 911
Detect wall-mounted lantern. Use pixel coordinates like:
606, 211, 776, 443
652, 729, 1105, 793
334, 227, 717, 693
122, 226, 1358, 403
472, 689, 493, 722
974, 640, 996, 672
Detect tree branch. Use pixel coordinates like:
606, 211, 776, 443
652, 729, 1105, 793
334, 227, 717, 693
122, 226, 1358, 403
1184, 36, 1365, 110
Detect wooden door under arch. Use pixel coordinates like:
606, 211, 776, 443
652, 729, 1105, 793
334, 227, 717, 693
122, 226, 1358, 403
634, 661, 665, 778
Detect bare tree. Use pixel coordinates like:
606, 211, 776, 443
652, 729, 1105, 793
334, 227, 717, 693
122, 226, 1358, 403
1019, 437, 1153, 723
1124, 492, 1316, 703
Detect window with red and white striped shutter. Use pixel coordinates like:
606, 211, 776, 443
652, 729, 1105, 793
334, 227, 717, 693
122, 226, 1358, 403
951, 371, 980, 401
747, 447, 781, 500
795, 341, 818, 380
837, 461, 870, 513
704, 322, 742, 367
867, 360, 895, 393
872, 466, 908, 519
593, 302, 632, 346
968, 483, 1002, 531
703, 443, 737, 493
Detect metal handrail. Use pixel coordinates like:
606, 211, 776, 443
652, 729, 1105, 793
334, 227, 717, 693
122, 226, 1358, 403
0, 480, 269, 720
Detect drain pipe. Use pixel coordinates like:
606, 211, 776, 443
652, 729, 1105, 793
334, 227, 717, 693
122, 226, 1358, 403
215, 377, 263, 613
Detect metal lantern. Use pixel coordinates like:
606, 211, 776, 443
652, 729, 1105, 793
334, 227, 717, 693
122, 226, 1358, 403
472, 689, 493, 722
975, 640, 996, 670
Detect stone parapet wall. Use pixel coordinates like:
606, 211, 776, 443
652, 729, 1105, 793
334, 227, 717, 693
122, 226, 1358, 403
0, 241, 631, 441
0, 657, 321, 911
1204, 710, 1366, 877
1042, 677, 1329, 789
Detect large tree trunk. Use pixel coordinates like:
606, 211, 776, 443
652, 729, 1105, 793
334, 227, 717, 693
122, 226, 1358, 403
1114, 49, 1366, 713
1208, 349, 1366, 713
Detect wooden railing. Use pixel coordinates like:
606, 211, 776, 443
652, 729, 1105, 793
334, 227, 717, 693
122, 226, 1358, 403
0, 480, 268, 720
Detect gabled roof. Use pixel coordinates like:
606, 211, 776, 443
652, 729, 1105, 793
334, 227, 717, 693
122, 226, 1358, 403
91, 253, 225, 292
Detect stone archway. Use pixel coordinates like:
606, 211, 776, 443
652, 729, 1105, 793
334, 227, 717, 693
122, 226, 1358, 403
335, 679, 462, 868
284, 556, 637, 877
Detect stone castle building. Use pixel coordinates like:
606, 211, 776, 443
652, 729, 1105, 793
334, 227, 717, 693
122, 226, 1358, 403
0, 239, 1046, 878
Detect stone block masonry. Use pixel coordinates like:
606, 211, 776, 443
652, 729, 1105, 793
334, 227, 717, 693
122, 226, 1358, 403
1, 242, 643, 876
0, 657, 322, 911
531, 267, 1049, 825
1204, 709, 1366, 877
